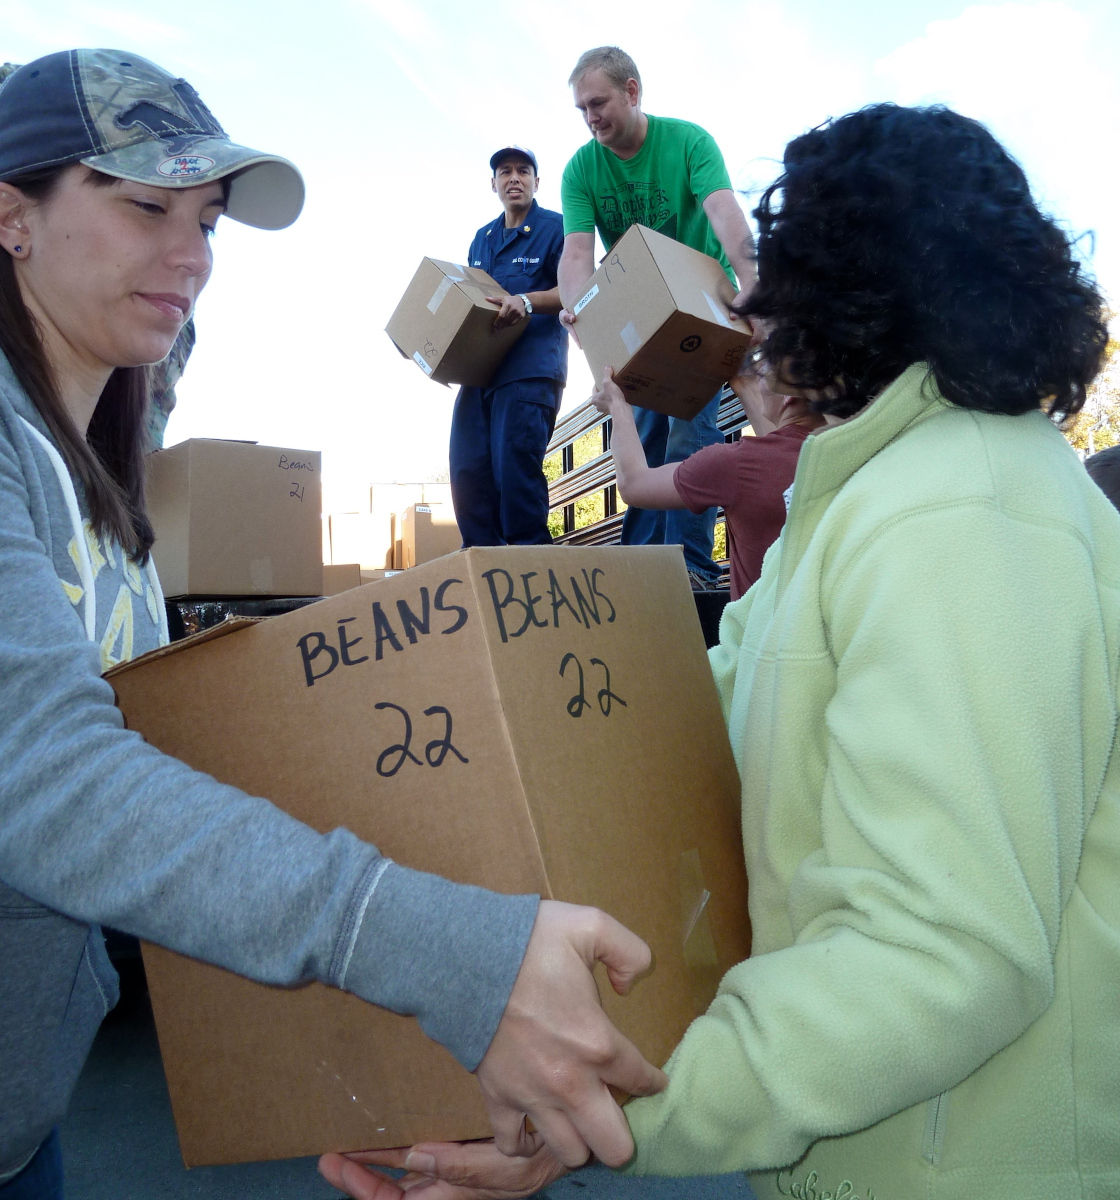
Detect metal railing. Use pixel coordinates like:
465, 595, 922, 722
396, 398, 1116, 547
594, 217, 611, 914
545, 384, 750, 545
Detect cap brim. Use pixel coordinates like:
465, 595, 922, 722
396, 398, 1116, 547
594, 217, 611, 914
80, 136, 305, 230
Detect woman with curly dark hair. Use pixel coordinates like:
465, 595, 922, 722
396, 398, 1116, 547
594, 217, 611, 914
331, 105, 1119, 1200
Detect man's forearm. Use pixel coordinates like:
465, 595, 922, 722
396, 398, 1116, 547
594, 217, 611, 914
702, 189, 757, 293
526, 286, 563, 315
558, 244, 595, 311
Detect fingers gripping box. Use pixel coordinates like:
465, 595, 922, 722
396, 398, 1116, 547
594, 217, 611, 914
573, 224, 752, 419
107, 546, 750, 1166
386, 258, 529, 386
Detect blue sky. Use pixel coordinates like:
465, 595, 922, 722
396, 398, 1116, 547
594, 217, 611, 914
8, 0, 1119, 507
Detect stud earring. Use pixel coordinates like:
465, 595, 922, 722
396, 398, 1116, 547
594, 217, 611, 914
13, 246, 21, 253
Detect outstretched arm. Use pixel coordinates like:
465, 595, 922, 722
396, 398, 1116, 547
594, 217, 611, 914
702, 189, 756, 310
557, 231, 596, 347
591, 369, 685, 510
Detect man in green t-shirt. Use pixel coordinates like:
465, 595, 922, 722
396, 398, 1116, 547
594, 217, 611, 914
558, 46, 756, 588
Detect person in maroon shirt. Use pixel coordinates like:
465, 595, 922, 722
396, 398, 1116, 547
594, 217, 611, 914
591, 367, 824, 599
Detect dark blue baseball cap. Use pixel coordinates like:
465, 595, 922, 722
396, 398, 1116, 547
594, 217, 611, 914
489, 145, 538, 173
0, 50, 304, 230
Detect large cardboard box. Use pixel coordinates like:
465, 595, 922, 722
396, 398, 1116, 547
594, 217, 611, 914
572, 224, 752, 419
386, 258, 528, 386
107, 546, 749, 1167
147, 439, 322, 598
399, 502, 461, 569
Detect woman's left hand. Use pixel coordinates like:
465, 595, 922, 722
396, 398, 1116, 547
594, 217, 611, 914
319, 1139, 570, 1199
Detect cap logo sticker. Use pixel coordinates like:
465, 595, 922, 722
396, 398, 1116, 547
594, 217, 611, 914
680, 335, 702, 353
157, 154, 216, 177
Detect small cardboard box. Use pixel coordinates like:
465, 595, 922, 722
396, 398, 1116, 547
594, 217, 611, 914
386, 258, 528, 386
107, 546, 749, 1166
321, 563, 362, 595
399, 502, 461, 569
147, 439, 322, 598
572, 224, 752, 419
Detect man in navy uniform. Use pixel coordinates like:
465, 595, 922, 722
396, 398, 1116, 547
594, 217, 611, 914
450, 146, 567, 546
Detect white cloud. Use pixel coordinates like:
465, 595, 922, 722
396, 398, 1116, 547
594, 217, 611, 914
873, 3, 1119, 293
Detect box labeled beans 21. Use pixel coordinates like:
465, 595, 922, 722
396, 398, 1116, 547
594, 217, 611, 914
106, 545, 750, 1167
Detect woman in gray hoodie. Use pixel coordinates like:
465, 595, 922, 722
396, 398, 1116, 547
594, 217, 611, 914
0, 50, 664, 1199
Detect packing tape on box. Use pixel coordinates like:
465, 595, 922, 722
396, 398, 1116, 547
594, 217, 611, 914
704, 290, 732, 328
680, 848, 721, 1016
249, 557, 274, 594
428, 276, 455, 314
619, 321, 642, 357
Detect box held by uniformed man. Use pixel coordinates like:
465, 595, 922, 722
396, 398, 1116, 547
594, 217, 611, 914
386, 258, 529, 386
106, 545, 750, 1167
572, 223, 752, 419
147, 438, 322, 598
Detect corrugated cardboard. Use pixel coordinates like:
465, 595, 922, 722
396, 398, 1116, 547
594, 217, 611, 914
147, 439, 322, 598
326, 513, 394, 570
107, 546, 749, 1167
573, 224, 752, 419
322, 564, 362, 595
386, 258, 528, 386
399, 503, 461, 569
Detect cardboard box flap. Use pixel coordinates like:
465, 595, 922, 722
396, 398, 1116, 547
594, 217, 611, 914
104, 617, 259, 679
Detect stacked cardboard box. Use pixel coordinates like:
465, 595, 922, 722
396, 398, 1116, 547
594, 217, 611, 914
146, 439, 323, 599
323, 484, 460, 574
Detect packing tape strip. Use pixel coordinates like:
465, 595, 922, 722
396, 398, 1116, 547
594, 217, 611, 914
703, 290, 732, 328
428, 276, 455, 314
619, 321, 642, 357
680, 848, 721, 1016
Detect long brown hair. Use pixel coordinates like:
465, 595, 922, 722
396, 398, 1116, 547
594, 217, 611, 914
0, 166, 154, 560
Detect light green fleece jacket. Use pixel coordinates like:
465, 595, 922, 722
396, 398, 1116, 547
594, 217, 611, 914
624, 363, 1120, 1199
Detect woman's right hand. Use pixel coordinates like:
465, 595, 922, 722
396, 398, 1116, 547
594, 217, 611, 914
320, 1140, 569, 1200
590, 367, 628, 417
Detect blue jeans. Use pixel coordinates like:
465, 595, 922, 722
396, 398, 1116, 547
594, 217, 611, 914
0, 1129, 63, 1200
620, 392, 723, 579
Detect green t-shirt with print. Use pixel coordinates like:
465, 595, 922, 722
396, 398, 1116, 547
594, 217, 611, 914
560, 114, 736, 285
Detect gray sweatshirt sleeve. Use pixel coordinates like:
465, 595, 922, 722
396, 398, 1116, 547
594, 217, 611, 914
0, 418, 537, 1072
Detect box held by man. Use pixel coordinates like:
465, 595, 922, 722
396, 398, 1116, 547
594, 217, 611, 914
573, 224, 751, 419
386, 259, 529, 386
106, 545, 750, 1166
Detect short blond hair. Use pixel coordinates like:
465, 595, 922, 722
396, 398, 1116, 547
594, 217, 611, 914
568, 46, 642, 98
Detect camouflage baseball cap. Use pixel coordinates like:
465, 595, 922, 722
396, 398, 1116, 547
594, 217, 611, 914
0, 49, 304, 230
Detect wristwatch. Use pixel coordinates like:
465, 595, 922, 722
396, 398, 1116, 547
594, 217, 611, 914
519, 293, 533, 315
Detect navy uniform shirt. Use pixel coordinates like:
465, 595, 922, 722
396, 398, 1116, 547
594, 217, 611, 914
468, 199, 568, 389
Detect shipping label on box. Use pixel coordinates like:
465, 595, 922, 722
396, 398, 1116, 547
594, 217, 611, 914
106, 546, 749, 1167
147, 439, 322, 599
386, 258, 529, 387
573, 224, 752, 419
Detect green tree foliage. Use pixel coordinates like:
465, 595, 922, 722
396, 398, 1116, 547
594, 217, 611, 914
1065, 322, 1120, 455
